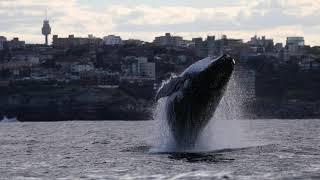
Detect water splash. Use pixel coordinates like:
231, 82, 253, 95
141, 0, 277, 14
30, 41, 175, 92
0, 116, 18, 123
150, 97, 177, 152
196, 74, 249, 151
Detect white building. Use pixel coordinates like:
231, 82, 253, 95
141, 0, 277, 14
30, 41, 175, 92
103, 35, 122, 45
0, 36, 7, 50
122, 57, 156, 80
137, 57, 155, 78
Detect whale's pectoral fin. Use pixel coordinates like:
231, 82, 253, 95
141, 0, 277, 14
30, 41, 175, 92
155, 77, 185, 101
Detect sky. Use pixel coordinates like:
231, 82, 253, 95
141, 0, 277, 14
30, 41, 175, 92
0, 0, 319, 45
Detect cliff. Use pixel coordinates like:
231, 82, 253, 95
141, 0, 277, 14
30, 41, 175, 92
0, 83, 153, 121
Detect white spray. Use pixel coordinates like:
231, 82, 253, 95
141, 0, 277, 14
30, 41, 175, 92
195, 73, 249, 151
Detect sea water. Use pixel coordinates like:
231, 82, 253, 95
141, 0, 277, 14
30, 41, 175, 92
0, 120, 319, 179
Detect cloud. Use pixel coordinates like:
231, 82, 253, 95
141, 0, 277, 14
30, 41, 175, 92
0, 0, 114, 43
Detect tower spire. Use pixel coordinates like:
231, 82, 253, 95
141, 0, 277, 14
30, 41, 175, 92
42, 9, 51, 46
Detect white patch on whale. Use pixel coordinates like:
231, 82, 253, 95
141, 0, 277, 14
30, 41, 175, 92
180, 56, 218, 76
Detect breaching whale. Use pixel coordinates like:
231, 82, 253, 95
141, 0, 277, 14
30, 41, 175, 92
156, 54, 235, 147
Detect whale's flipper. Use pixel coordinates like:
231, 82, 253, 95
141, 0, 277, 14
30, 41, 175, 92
155, 77, 185, 101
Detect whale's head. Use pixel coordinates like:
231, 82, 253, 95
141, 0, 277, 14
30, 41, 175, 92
181, 54, 235, 93
156, 54, 235, 101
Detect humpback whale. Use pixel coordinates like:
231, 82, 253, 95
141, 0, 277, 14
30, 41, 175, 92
156, 54, 235, 148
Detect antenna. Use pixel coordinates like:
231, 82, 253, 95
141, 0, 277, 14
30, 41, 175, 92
45, 9, 48, 21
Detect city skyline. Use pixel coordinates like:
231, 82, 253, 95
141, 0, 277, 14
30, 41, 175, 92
0, 0, 319, 45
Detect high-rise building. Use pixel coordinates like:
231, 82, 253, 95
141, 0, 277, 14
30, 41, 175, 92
192, 37, 216, 57
153, 33, 184, 47
286, 37, 305, 56
123, 57, 156, 80
286, 37, 305, 47
42, 11, 51, 46
249, 35, 274, 52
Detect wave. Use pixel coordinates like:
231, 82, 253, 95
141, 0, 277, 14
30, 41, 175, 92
1, 116, 19, 123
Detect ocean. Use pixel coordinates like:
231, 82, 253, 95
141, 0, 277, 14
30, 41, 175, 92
0, 119, 319, 179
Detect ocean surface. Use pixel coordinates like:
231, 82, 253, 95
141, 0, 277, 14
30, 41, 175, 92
0, 119, 320, 179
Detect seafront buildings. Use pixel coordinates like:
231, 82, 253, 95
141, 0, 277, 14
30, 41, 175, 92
1, 32, 319, 81
1, 23, 320, 101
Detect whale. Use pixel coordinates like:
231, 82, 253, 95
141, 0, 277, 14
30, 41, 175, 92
156, 54, 235, 148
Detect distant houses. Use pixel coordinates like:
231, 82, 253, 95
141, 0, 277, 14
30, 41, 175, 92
52, 34, 102, 49
1, 32, 320, 90
121, 57, 156, 81
103, 35, 122, 45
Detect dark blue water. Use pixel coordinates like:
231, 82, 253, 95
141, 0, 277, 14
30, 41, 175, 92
0, 120, 319, 179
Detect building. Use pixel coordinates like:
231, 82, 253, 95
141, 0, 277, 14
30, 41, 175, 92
286, 37, 305, 57
206, 36, 216, 56
121, 57, 156, 80
41, 13, 51, 46
220, 36, 243, 57
192, 36, 217, 57
274, 43, 283, 52
286, 37, 305, 47
11, 53, 40, 65
181, 40, 195, 48
200, 35, 244, 57
87, 34, 103, 48
71, 62, 95, 73
137, 57, 156, 78
192, 37, 206, 57
0, 59, 33, 78
7, 38, 25, 50
192, 35, 244, 58
153, 33, 184, 47
123, 39, 144, 46
298, 55, 320, 71
103, 35, 122, 45
52, 35, 102, 49
249, 35, 274, 52
0, 36, 7, 50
